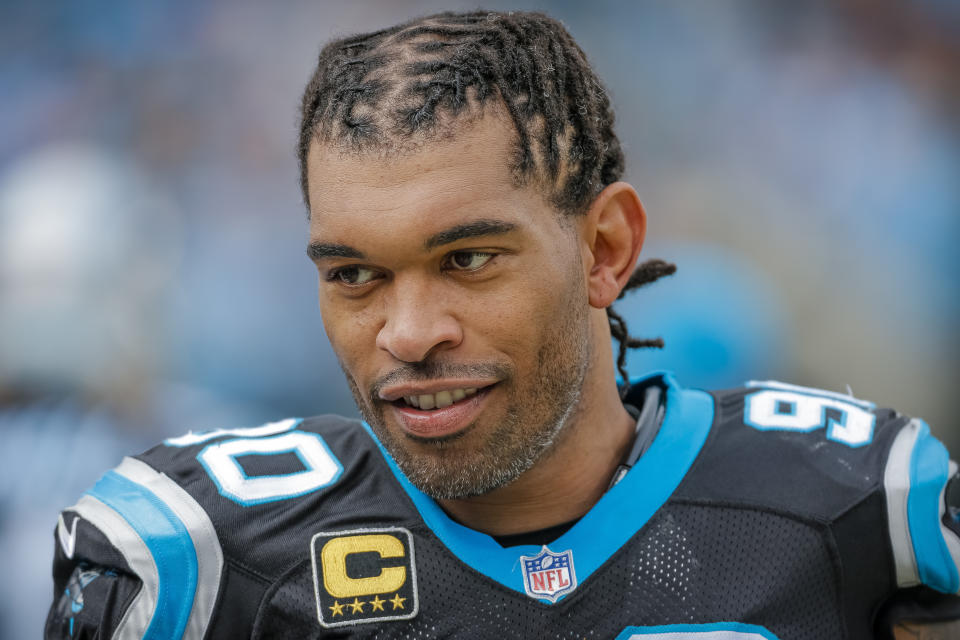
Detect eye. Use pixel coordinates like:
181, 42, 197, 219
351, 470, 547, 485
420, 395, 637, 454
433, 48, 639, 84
327, 265, 381, 286
446, 251, 495, 271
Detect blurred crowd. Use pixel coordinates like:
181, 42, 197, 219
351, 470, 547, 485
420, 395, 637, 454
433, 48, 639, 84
1, 1, 958, 636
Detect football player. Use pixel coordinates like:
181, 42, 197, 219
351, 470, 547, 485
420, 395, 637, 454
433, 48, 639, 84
46, 11, 960, 639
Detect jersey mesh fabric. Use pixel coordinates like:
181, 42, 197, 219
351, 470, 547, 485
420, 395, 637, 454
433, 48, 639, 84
254, 503, 843, 639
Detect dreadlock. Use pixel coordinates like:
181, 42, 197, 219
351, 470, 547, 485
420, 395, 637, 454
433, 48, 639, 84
608, 259, 677, 394
297, 10, 675, 392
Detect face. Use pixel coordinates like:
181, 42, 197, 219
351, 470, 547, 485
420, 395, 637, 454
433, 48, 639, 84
306, 115, 593, 499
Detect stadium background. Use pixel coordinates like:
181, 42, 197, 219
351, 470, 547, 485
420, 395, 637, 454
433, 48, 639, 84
1, 1, 957, 636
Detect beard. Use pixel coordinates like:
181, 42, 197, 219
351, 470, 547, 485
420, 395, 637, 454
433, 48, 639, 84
341, 277, 592, 501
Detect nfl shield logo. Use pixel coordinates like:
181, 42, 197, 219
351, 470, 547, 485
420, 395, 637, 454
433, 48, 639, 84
520, 546, 578, 602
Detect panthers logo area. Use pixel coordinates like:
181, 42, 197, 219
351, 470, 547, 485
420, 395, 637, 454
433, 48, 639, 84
311, 527, 419, 628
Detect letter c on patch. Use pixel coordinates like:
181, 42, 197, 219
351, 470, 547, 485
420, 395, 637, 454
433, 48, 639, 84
321, 534, 406, 598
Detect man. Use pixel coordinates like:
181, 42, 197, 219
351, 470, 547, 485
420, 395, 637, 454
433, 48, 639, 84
46, 10, 960, 639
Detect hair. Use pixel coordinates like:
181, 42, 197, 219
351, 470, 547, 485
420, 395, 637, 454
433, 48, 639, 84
298, 10, 675, 394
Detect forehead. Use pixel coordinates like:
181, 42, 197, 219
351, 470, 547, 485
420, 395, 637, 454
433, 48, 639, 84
305, 115, 555, 237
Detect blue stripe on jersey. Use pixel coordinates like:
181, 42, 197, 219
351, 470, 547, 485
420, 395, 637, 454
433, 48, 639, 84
615, 622, 780, 639
87, 470, 198, 640
363, 371, 714, 603
907, 420, 959, 594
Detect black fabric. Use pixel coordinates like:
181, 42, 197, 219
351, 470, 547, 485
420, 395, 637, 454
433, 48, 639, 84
235, 450, 307, 477
43, 382, 960, 638
946, 472, 960, 539
674, 390, 908, 522
45, 563, 140, 639
45, 516, 139, 640
135, 414, 419, 587
256, 504, 844, 639
206, 561, 271, 640
831, 491, 897, 638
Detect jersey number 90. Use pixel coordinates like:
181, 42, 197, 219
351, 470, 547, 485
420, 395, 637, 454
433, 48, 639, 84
744, 384, 876, 447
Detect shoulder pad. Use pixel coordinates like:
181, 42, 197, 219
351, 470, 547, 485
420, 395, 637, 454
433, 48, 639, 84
51, 414, 416, 637
681, 380, 912, 519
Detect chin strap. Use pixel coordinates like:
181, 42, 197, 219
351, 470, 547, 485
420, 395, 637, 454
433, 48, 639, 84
607, 384, 665, 490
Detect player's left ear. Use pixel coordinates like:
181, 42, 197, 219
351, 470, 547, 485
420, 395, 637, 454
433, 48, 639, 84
581, 181, 646, 309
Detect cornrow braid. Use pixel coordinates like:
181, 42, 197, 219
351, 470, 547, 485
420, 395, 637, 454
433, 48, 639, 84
297, 10, 622, 215
298, 10, 676, 388
609, 259, 677, 397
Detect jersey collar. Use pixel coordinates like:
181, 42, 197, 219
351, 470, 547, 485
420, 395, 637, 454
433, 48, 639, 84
361, 371, 715, 603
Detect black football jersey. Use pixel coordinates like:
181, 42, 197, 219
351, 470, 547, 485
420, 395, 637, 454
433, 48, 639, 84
46, 374, 960, 639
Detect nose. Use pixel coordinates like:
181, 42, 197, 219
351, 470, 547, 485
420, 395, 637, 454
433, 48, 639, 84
375, 281, 463, 363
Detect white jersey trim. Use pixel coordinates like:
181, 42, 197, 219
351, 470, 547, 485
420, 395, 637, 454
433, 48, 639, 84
884, 419, 922, 587
114, 456, 225, 639
69, 494, 160, 640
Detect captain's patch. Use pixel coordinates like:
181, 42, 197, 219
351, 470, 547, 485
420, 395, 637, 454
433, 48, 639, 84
520, 545, 578, 602
311, 527, 418, 628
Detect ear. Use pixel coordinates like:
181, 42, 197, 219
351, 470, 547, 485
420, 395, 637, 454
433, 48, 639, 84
581, 182, 647, 309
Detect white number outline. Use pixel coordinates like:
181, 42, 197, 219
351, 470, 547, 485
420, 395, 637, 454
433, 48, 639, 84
165, 417, 300, 447
744, 383, 877, 448
165, 418, 344, 505
196, 430, 344, 506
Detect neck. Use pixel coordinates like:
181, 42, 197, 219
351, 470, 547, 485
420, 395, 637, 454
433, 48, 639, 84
438, 321, 634, 536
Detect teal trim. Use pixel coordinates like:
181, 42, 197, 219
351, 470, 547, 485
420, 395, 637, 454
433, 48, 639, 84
907, 420, 959, 593
362, 371, 715, 603
87, 470, 197, 640
615, 621, 780, 639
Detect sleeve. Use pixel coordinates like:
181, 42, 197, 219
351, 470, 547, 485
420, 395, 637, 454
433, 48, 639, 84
45, 456, 225, 640
46, 534, 143, 639
883, 418, 960, 595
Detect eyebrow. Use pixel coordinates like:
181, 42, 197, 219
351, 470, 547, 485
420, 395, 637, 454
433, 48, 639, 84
424, 219, 518, 250
307, 218, 519, 262
306, 242, 365, 261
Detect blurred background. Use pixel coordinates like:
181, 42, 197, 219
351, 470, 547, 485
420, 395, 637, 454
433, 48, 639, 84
1, 0, 958, 635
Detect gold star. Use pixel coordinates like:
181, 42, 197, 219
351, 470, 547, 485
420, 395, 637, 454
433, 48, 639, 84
369, 595, 386, 612
328, 601, 345, 617
390, 593, 406, 610
349, 598, 365, 614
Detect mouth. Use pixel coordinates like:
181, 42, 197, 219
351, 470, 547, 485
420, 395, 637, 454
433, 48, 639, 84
385, 383, 497, 439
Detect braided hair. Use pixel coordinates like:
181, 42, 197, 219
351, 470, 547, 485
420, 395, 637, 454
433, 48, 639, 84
298, 10, 675, 391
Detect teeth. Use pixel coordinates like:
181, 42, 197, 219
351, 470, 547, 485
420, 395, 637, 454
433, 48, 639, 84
435, 390, 453, 408
401, 387, 480, 409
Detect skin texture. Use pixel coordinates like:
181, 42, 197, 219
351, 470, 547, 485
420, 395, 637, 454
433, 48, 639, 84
306, 111, 646, 535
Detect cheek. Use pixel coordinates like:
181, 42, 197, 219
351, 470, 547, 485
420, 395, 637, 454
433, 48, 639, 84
318, 296, 378, 369
463, 265, 582, 357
